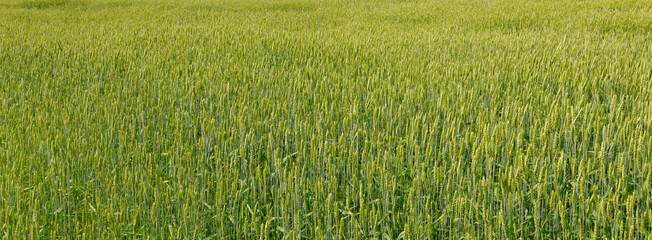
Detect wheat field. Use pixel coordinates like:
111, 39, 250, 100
1, 0, 652, 239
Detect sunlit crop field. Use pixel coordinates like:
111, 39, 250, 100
1, 0, 652, 238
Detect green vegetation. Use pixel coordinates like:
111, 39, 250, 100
1, 0, 652, 238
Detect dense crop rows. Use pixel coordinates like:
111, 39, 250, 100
2, 0, 652, 238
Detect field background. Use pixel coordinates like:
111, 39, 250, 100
1, 0, 652, 239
